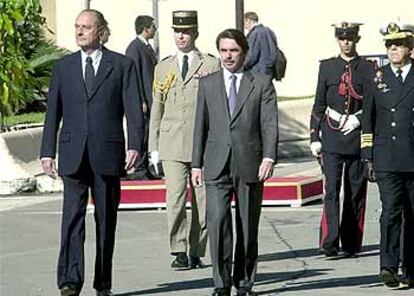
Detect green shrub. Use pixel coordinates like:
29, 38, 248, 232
0, 0, 68, 129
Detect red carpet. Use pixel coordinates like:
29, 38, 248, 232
118, 176, 322, 209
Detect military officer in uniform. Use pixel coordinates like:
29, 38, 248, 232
148, 10, 220, 269
310, 22, 375, 257
362, 21, 414, 289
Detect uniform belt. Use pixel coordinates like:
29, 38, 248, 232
325, 107, 362, 123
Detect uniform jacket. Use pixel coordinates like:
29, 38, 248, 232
310, 55, 375, 155
40, 48, 144, 176
125, 37, 157, 109
148, 50, 220, 162
361, 61, 414, 172
245, 24, 278, 76
192, 70, 279, 182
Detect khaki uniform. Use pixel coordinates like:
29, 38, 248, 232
149, 50, 220, 256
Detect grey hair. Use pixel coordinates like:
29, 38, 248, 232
81, 9, 111, 44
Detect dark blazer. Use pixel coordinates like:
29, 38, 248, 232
245, 24, 277, 76
362, 61, 414, 172
125, 37, 157, 109
40, 48, 144, 176
310, 56, 375, 155
192, 70, 278, 182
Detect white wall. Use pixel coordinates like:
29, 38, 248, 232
48, 0, 414, 96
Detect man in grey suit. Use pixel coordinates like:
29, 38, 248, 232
192, 29, 278, 296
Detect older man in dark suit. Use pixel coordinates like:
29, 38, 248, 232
126, 15, 158, 180
192, 29, 278, 296
40, 9, 144, 296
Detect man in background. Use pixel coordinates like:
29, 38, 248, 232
243, 11, 278, 77
126, 15, 158, 180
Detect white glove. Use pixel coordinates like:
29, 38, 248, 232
310, 141, 322, 157
340, 115, 360, 135
149, 151, 160, 175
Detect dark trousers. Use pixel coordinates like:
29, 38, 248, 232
57, 147, 120, 291
205, 161, 263, 291
319, 152, 367, 253
133, 113, 150, 178
376, 172, 414, 274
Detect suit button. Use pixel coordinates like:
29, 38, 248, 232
391, 122, 396, 127
392, 136, 396, 140
391, 108, 396, 112
412, 107, 414, 111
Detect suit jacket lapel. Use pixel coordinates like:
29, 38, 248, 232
184, 51, 203, 84
70, 51, 88, 101
88, 48, 114, 101
216, 70, 232, 121
231, 71, 254, 123
396, 62, 414, 105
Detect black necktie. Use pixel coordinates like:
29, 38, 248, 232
181, 55, 188, 80
396, 68, 403, 84
85, 56, 94, 96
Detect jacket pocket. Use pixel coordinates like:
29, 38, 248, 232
160, 122, 172, 132
105, 133, 125, 142
59, 132, 71, 143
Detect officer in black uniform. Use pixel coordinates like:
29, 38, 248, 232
310, 22, 375, 257
361, 21, 414, 289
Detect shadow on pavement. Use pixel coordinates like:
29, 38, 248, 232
114, 269, 330, 295
258, 244, 379, 262
263, 274, 380, 294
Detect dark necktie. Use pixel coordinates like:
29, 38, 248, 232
85, 56, 94, 96
228, 75, 237, 116
396, 68, 403, 84
181, 55, 188, 80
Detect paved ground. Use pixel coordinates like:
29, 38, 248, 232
0, 157, 412, 295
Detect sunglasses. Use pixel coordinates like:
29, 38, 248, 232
385, 39, 409, 48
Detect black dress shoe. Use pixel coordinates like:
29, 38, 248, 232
379, 268, 400, 288
398, 274, 414, 289
211, 287, 231, 296
342, 251, 358, 258
234, 288, 257, 296
319, 247, 338, 257
171, 253, 188, 268
96, 289, 113, 296
189, 256, 206, 269
60, 286, 79, 296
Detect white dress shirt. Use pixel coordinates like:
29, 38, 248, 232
81, 47, 103, 78
390, 62, 412, 83
177, 50, 195, 72
222, 67, 243, 96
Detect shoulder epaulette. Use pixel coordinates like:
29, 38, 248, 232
207, 53, 216, 58
161, 55, 172, 61
319, 57, 336, 63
